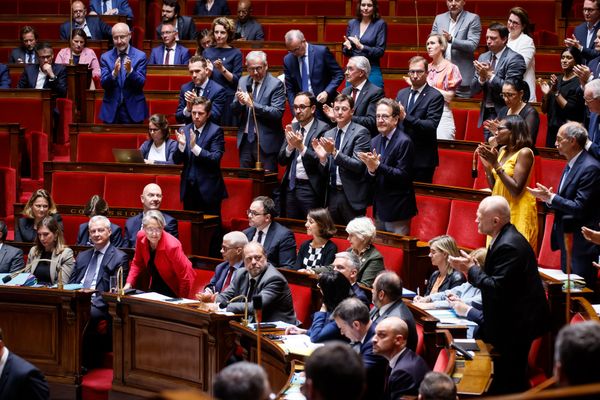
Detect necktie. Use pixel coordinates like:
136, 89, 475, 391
164, 47, 172, 65
247, 278, 257, 300
559, 164, 571, 193
407, 90, 418, 113
222, 266, 235, 291
288, 127, 305, 190
380, 136, 388, 158
329, 129, 343, 187
195, 86, 201, 96
371, 308, 380, 321
490, 54, 497, 71
27, 52, 34, 64
102, 0, 109, 14
247, 82, 257, 143
352, 87, 359, 104
257, 230, 264, 244
300, 55, 309, 91
83, 250, 100, 289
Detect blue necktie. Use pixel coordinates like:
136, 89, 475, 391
102, 0, 109, 14
83, 250, 100, 289
558, 164, 571, 193
407, 90, 418, 113
300, 55, 309, 92
329, 129, 343, 187
247, 82, 257, 143
380, 136, 388, 158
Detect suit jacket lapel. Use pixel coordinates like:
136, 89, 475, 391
340, 124, 354, 153
560, 153, 585, 195
0, 247, 7, 269
0, 353, 11, 396
263, 225, 275, 252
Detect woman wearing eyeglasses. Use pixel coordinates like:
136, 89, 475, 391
124, 210, 195, 298
140, 113, 177, 164
506, 7, 536, 102
476, 115, 538, 249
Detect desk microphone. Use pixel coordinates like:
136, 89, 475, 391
219, 294, 250, 325
253, 295, 263, 324
2, 264, 33, 284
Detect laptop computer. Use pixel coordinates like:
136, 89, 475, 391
112, 148, 145, 163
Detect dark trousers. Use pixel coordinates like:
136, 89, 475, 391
413, 167, 436, 184
284, 179, 322, 219
182, 183, 223, 257
327, 186, 364, 225
82, 304, 111, 369
239, 136, 278, 173
113, 103, 143, 124
490, 339, 532, 394
560, 244, 599, 289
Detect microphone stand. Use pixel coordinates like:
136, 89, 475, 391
246, 83, 263, 171
253, 295, 263, 366
414, 0, 420, 54
563, 216, 575, 323
1, 264, 33, 284
116, 266, 124, 302
69, 0, 74, 65
57, 265, 64, 290
221, 294, 250, 325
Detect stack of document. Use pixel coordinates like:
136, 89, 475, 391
538, 268, 584, 282
131, 292, 199, 304
0, 273, 37, 286
279, 334, 324, 356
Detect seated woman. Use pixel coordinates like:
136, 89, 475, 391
55, 28, 101, 84
295, 208, 338, 271
140, 113, 177, 164
285, 271, 352, 343
124, 210, 195, 298
76, 194, 125, 247
415, 235, 465, 298
16, 189, 63, 243
346, 217, 384, 288
195, 29, 214, 55
26, 217, 74, 286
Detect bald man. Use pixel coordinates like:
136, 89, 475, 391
449, 196, 549, 394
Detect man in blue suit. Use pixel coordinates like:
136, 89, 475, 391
358, 98, 416, 235
176, 55, 227, 124
60, 1, 112, 41
89, 0, 134, 19
69, 215, 129, 368
565, 0, 600, 63
583, 79, 600, 159
235, 0, 264, 40
529, 122, 600, 288
396, 56, 444, 183
99, 23, 148, 124
232, 50, 286, 172
284, 29, 344, 122
149, 22, 191, 65
173, 97, 228, 214
0, 64, 10, 88
156, 0, 197, 40
17, 43, 67, 99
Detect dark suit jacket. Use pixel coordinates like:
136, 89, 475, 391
468, 223, 549, 350
216, 263, 296, 324
283, 43, 344, 113
149, 44, 191, 65
396, 84, 444, 171
156, 16, 198, 40
0, 64, 10, 88
342, 80, 384, 136
99, 46, 148, 124
385, 348, 430, 399
360, 323, 388, 400
324, 122, 371, 211
176, 79, 227, 124
0, 243, 24, 273
205, 260, 243, 293
424, 269, 467, 297
17, 64, 67, 98
172, 121, 228, 205
235, 18, 264, 40
369, 127, 417, 222
124, 212, 178, 248
15, 214, 63, 243
0, 351, 49, 400
68, 244, 129, 311
351, 283, 371, 307
342, 18, 387, 67
585, 112, 600, 160
232, 73, 286, 154
9, 47, 34, 64
195, 0, 230, 16
278, 118, 330, 201
471, 46, 526, 126
139, 138, 178, 164
60, 16, 112, 40
574, 21, 600, 63
76, 222, 126, 248
370, 299, 418, 352
89, 0, 134, 18
243, 222, 296, 269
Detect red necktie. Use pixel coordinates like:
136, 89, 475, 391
223, 266, 235, 291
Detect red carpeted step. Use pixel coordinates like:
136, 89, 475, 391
81, 368, 113, 400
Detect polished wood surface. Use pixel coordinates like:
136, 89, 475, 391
454, 340, 493, 396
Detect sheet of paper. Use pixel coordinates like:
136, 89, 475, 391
538, 268, 584, 281
280, 334, 324, 356
131, 292, 198, 304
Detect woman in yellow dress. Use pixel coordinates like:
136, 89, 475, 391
477, 114, 538, 250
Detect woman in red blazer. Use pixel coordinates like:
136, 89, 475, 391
124, 210, 195, 298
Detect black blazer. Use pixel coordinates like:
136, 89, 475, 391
194, 0, 230, 15
385, 348, 430, 399
76, 222, 126, 248
124, 212, 178, 247
243, 222, 297, 269
15, 214, 63, 243
0, 243, 24, 273
156, 16, 198, 40
423, 269, 466, 296
17, 64, 68, 98
360, 323, 389, 400
60, 16, 112, 40
0, 352, 49, 400
342, 80, 384, 136
370, 299, 418, 352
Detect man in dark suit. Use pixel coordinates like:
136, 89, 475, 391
396, 56, 444, 183
450, 196, 549, 393
17, 43, 67, 99
332, 298, 388, 400
231, 50, 286, 172
529, 122, 600, 288
554, 320, 600, 387
149, 22, 191, 65
471, 23, 526, 137
201, 231, 248, 299
69, 216, 129, 368
60, 0, 112, 41
124, 183, 179, 247
243, 196, 296, 269
89, 0, 134, 19
278, 92, 329, 218
284, 29, 343, 122
373, 316, 430, 399
358, 98, 416, 234
0, 328, 49, 400
331, 251, 370, 307
565, 0, 600, 63
215, 242, 296, 324
314, 93, 370, 225
99, 23, 148, 124
0, 64, 10, 88
156, 0, 197, 40
176, 55, 227, 124
0, 221, 24, 273
173, 97, 228, 215
583, 79, 600, 159
370, 271, 417, 352
235, 0, 264, 40
8, 26, 38, 64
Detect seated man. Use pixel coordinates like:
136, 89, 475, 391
214, 242, 297, 324
60, 1, 112, 41
201, 231, 248, 299
156, 0, 197, 40
0, 221, 24, 273
68, 216, 129, 368
418, 371, 458, 400
9, 26, 38, 64
17, 43, 67, 99
555, 320, 600, 387
0, 63, 9, 88
89, 0, 134, 19
329, 251, 370, 307
213, 361, 272, 400
124, 183, 178, 247
149, 22, 191, 65
373, 316, 430, 398
235, 0, 264, 40
243, 196, 296, 269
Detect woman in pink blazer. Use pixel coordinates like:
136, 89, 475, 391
55, 28, 101, 80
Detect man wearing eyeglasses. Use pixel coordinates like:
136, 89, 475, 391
155, 0, 197, 40
60, 0, 112, 41
278, 92, 330, 218
565, 0, 600, 63
396, 56, 444, 183
149, 22, 190, 65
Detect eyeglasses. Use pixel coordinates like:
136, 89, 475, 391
501, 92, 518, 98
375, 114, 393, 120
507, 19, 521, 26
293, 104, 310, 110
247, 209, 267, 217
247, 65, 264, 73
408, 69, 426, 76
144, 227, 162, 235
583, 7, 598, 13
148, 128, 161, 133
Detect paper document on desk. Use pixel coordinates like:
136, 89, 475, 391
428, 309, 478, 326
248, 321, 296, 330
0, 273, 37, 286
538, 268, 584, 281
280, 334, 324, 356
131, 292, 198, 304
592, 304, 600, 316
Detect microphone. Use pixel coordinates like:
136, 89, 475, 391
472, 150, 478, 178
3, 263, 34, 284
220, 294, 250, 325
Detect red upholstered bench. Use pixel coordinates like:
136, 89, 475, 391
77, 134, 139, 162
103, 174, 156, 208
378, 244, 403, 276
464, 109, 484, 142
452, 109, 468, 141
222, 135, 239, 168
384, 77, 409, 100
61, 215, 89, 245
0, 167, 16, 218
538, 213, 560, 269
433, 149, 475, 188
147, 99, 179, 124
81, 368, 113, 400
52, 172, 106, 204
155, 175, 184, 210
447, 199, 486, 249
395, 0, 441, 16
411, 195, 451, 242
536, 113, 549, 149
324, 24, 348, 42
191, 268, 214, 295
536, 157, 567, 192
222, 177, 254, 231
290, 283, 313, 328
294, 232, 311, 250
387, 24, 433, 45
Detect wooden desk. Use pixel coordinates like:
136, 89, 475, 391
0, 286, 92, 398
106, 294, 237, 398
453, 340, 493, 396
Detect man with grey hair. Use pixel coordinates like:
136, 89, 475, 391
324, 56, 384, 137
149, 22, 191, 65
449, 195, 549, 394
200, 231, 248, 299
583, 79, 600, 159
529, 121, 600, 288
328, 251, 370, 306
232, 50, 286, 172
418, 371, 458, 400
69, 215, 129, 368
213, 361, 272, 400
554, 320, 600, 387
283, 29, 344, 122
